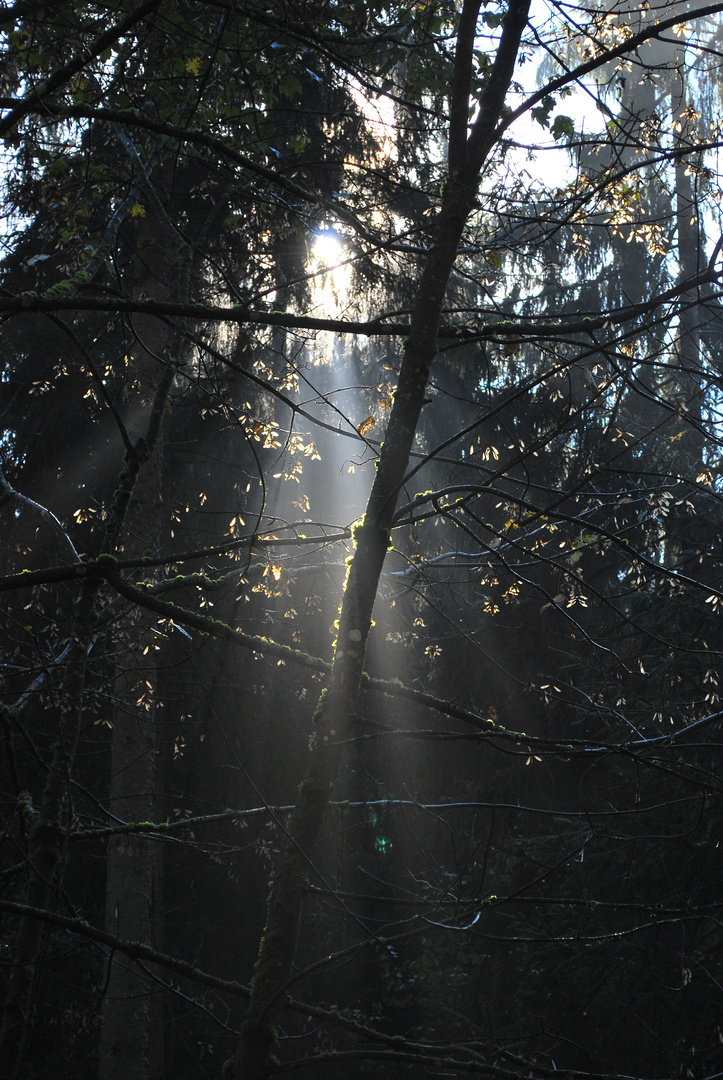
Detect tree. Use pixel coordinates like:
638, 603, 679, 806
1, 1, 722, 1079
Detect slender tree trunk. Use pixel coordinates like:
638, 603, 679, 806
232, 3, 531, 1077
673, 92, 704, 443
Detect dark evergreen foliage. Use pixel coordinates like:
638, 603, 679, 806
0, 2, 722, 1079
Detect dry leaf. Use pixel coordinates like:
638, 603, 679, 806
357, 415, 375, 437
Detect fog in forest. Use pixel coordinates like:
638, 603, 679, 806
0, 3, 722, 1080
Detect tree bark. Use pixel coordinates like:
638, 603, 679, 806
0, 583, 96, 1080
232, 3, 531, 1077
98, 163, 187, 1080
673, 87, 704, 444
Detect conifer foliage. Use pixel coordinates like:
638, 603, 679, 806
0, 2, 722, 1079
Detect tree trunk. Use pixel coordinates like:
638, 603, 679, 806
98, 172, 186, 1080
232, 2, 531, 1077
673, 87, 704, 443
0, 583, 96, 1080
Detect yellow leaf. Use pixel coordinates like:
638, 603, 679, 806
357, 415, 375, 437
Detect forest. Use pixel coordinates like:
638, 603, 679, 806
0, 1, 722, 1078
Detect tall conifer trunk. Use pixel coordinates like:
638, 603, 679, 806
98, 172, 186, 1080
673, 87, 704, 446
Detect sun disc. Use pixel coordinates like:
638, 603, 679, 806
313, 232, 343, 267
